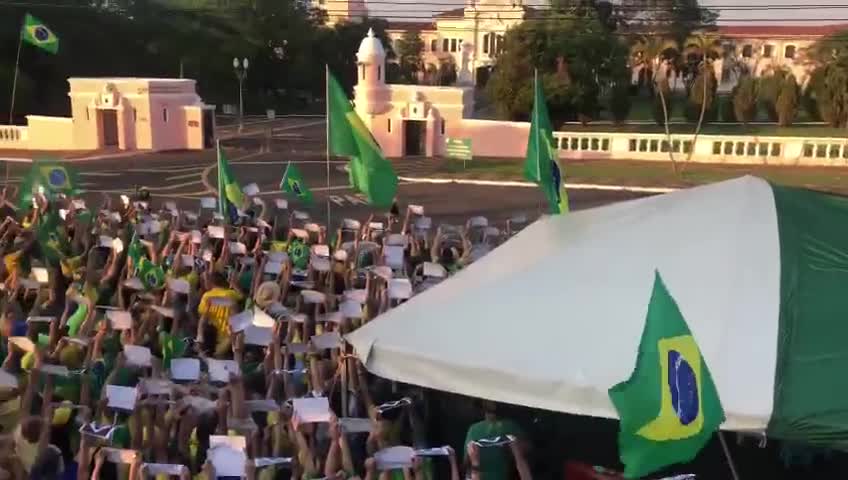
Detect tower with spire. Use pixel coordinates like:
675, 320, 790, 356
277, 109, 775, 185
353, 28, 390, 116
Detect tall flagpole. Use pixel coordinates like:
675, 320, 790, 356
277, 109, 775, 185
325, 64, 331, 230
8, 25, 23, 125
534, 68, 543, 216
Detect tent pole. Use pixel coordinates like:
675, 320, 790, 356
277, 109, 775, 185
719, 431, 741, 480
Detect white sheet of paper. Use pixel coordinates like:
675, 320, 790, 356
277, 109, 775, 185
124, 345, 152, 367
190, 230, 202, 244
342, 218, 360, 230
207, 226, 225, 239
375, 446, 415, 471
422, 262, 446, 278
200, 197, 216, 209
292, 210, 309, 220
112, 237, 124, 254
343, 289, 367, 304
104, 448, 138, 465
59, 209, 68, 220
107, 310, 133, 330
339, 417, 372, 433
242, 183, 260, 196
262, 261, 282, 276
340, 300, 363, 319
180, 254, 194, 268
384, 246, 404, 268
41, 364, 70, 377
254, 457, 293, 468
229, 311, 253, 333
274, 198, 288, 209
208, 446, 247, 477
201, 249, 213, 262
268, 251, 288, 263
292, 397, 332, 425
10, 336, 34, 352
311, 332, 341, 350
110, 211, 123, 223
414, 216, 432, 230
151, 305, 175, 318
30, 267, 49, 285
409, 204, 424, 215
311, 257, 330, 272
164, 201, 177, 212
184, 212, 198, 222
141, 379, 172, 396
168, 278, 190, 295
206, 359, 240, 383
99, 235, 113, 248
372, 266, 393, 281
388, 279, 412, 300
212, 212, 224, 221
170, 358, 201, 381
210, 434, 247, 451
106, 385, 138, 411
414, 447, 452, 457
229, 242, 247, 255
143, 463, 186, 476
26, 315, 54, 324
244, 324, 273, 346
252, 307, 276, 328
369, 222, 384, 230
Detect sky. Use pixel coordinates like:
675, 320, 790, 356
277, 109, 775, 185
364, 0, 848, 25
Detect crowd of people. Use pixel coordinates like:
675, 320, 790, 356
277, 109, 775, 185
0, 186, 537, 480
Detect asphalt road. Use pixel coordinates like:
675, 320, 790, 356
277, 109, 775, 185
0, 117, 653, 227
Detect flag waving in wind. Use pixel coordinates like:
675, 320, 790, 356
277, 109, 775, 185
523, 71, 568, 214
608, 271, 725, 479
216, 142, 246, 223
280, 163, 314, 205
326, 70, 398, 208
22, 14, 59, 54
18, 160, 78, 210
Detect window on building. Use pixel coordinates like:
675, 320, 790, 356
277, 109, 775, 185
629, 139, 637, 152
742, 44, 753, 58
649, 139, 658, 152
561, 137, 569, 150
683, 141, 692, 153
830, 144, 840, 158
450, 39, 457, 52
746, 143, 756, 156
639, 139, 648, 152
672, 140, 681, 152
581, 138, 589, 150
495, 34, 504, 54
785, 45, 796, 59
85, 108, 90, 121
163, 108, 169, 123
387, 118, 391, 133
133, 108, 137, 122
771, 143, 782, 157
735, 141, 744, 155
360, 65, 365, 80
442, 38, 449, 52
803, 144, 814, 157
763, 44, 774, 58
431, 39, 438, 52
440, 119, 445, 135
483, 34, 490, 54
601, 138, 610, 151
660, 140, 669, 152
571, 138, 579, 150
377, 66, 382, 81
713, 142, 721, 155
724, 141, 733, 155
758, 143, 768, 156
591, 138, 600, 150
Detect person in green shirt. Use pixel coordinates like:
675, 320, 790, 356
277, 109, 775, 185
463, 401, 526, 480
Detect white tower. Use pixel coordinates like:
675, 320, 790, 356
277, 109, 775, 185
354, 28, 390, 116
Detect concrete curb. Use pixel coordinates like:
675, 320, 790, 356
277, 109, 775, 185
397, 175, 678, 194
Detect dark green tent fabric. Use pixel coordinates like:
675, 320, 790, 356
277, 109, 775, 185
770, 184, 848, 448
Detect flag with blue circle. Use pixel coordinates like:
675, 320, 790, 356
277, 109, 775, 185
22, 14, 59, 55
18, 160, 79, 210
608, 271, 725, 479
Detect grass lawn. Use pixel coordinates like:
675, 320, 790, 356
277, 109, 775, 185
438, 158, 848, 193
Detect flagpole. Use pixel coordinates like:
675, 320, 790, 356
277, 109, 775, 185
718, 431, 742, 480
325, 64, 331, 231
8, 25, 23, 125
534, 68, 543, 216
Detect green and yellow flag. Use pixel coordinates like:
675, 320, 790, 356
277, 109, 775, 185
327, 71, 398, 208
18, 160, 78, 210
217, 143, 246, 223
22, 14, 59, 55
280, 162, 313, 205
36, 210, 65, 264
608, 271, 725, 479
523, 71, 568, 214
126, 232, 145, 276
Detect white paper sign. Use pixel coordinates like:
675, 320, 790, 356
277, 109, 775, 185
409, 204, 424, 215
124, 345, 152, 367
229, 242, 247, 255
99, 235, 114, 249
274, 199, 288, 209
343, 289, 367, 304
32, 267, 49, 284
301, 290, 325, 305
375, 446, 415, 471
422, 262, 446, 278
242, 183, 260, 196
112, 237, 124, 254
200, 197, 216, 209
106, 385, 138, 411
164, 201, 177, 212
414, 447, 452, 457
384, 246, 404, 268
206, 359, 240, 383
244, 325, 273, 346
183, 396, 217, 413
170, 358, 201, 381
143, 463, 186, 476
229, 311, 253, 333
292, 210, 309, 220
207, 226, 225, 239
190, 230, 202, 244
292, 397, 332, 425
268, 251, 288, 263
339, 417, 372, 433
180, 254, 194, 268
311, 332, 341, 350
208, 446, 246, 477
107, 310, 133, 330
252, 307, 276, 328
254, 457, 293, 468
388, 279, 412, 300
26, 316, 55, 324
210, 434, 246, 451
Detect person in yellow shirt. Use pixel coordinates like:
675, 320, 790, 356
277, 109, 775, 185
197, 271, 243, 357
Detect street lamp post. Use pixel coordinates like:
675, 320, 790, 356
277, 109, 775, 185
233, 57, 249, 133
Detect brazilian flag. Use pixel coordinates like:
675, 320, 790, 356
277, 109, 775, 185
126, 232, 145, 276
18, 160, 79, 209
22, 14, 59, 55
36, 210, 65, 264
137, 258, 165, 291
608, 271, 725, 479
280, 162, 313, 205
216, 143, 246, 224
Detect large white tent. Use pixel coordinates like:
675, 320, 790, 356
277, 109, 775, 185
347, 176, 782, 432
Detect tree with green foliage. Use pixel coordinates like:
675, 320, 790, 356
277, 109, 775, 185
776, 74, 798, 127
631, 35, 678, 169
682, 31, 720, 166
609, 81, 632, 124
436, 56, 457, 86
757, 69, 787, 122
396, 30, 424, 84
617, 0, 717, 45
732, 76, 758, 124
809, 61, 848, 127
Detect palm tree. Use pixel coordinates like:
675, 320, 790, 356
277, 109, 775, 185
683, 31, 723, 166
630, 35, 679, 172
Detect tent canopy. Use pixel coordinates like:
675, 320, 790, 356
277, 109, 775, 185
347, 176, 781, 432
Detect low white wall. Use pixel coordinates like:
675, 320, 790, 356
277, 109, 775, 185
0, 125, 28, 149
